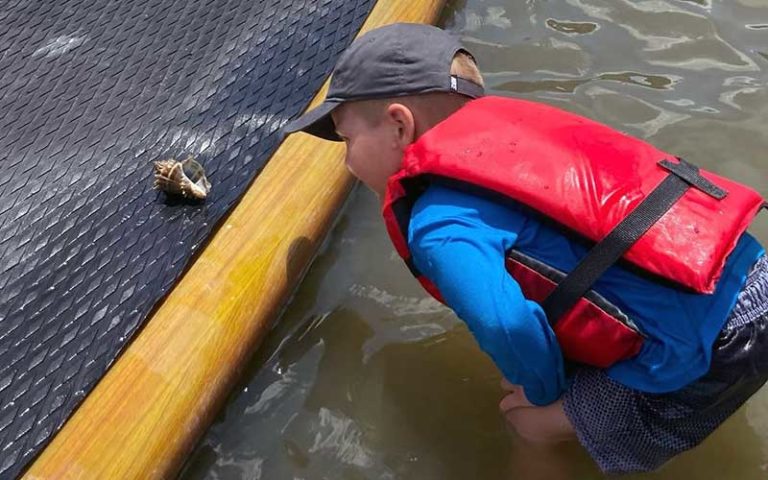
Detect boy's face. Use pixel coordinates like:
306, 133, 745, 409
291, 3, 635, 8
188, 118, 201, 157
332, 102, 413, 199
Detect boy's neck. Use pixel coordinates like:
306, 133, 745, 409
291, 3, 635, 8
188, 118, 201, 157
407, 94, 474, 139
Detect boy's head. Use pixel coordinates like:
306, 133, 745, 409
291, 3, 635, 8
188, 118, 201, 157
283, 23, 484, 197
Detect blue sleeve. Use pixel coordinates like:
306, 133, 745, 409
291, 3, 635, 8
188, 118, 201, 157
408, 186, 567, 406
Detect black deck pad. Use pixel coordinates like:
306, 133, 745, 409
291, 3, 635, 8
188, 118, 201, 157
0, 0, 376, 476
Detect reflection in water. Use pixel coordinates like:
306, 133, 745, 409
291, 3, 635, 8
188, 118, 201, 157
546, 18, 599, 35
463, 6, 512, 32
497, 71, 675, 94
184, 0, 768, 478
677, 0, 712, 7
497, 78, 588, 94
597, 71, 675, 89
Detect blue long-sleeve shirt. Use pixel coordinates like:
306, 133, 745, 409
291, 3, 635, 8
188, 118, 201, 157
408, 185, 765, 406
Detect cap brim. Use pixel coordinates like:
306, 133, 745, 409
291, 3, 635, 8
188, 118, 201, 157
282, 100, 342, 141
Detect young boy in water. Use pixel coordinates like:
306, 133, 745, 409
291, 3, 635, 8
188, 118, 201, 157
283, 23, 768, 475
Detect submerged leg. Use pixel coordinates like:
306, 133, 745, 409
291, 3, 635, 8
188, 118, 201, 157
500, 380, 579, 479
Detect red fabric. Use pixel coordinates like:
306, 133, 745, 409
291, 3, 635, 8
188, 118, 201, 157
382, 177, 409, 259
389, 96, 765, 294
505, 258, 643, 367
380, 95, 764, 367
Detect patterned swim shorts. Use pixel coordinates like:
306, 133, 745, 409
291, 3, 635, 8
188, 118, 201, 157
563, 255, 768, 475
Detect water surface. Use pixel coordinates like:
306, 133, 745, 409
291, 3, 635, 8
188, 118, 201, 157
183, 1, 768, 478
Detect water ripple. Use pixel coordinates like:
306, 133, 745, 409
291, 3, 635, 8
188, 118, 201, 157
546, 18, 599, 34
349, 283, 444, 317
598, 71, 677, 89
496, 71, 676, 94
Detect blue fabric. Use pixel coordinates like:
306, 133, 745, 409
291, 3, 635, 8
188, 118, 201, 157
408, 185, 765, 406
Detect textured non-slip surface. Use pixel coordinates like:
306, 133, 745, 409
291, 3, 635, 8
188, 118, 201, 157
0, 0, 375, 477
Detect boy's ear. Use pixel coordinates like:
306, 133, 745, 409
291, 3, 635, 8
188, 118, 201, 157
385, 103, 416, 148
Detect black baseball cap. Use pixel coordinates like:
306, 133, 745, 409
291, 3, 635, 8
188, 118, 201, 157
282, 23, 484, 141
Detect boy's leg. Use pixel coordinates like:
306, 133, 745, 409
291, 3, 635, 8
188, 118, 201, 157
506, 434, 576, 480
561, 255, 768, 475
499, 380, 578, 480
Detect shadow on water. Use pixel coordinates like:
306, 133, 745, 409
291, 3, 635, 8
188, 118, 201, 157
183, 0, 768, 478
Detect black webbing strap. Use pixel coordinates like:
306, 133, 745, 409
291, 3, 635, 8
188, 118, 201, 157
542, 158, 728, 325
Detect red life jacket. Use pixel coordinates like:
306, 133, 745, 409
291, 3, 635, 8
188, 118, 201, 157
382, 96, 765, 368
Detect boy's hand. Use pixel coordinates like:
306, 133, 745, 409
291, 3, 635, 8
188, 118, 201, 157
499, 378, 534, 412
499, 377, 576, 445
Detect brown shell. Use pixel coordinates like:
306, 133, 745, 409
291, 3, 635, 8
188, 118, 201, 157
153, 156, 211, 200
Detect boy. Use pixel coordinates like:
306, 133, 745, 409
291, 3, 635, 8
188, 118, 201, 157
283, 23, 768, 475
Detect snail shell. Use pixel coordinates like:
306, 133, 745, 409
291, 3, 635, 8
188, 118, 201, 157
153, 156, 211, 200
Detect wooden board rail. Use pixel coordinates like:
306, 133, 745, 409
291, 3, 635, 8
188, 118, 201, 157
23, 1, 447, 478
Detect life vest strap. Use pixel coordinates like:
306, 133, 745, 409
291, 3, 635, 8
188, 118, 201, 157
659, 158, 728, 199
542, 158, 722, 324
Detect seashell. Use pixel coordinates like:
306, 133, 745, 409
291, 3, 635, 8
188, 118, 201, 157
153, 156, 211, 200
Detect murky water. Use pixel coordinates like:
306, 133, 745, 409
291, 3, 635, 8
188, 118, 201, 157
182, 1, 768, 478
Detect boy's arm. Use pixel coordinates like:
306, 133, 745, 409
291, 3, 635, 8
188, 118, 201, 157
408, 187, 567, 406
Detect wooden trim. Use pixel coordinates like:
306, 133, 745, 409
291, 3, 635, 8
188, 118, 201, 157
24, 1, 447, 478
